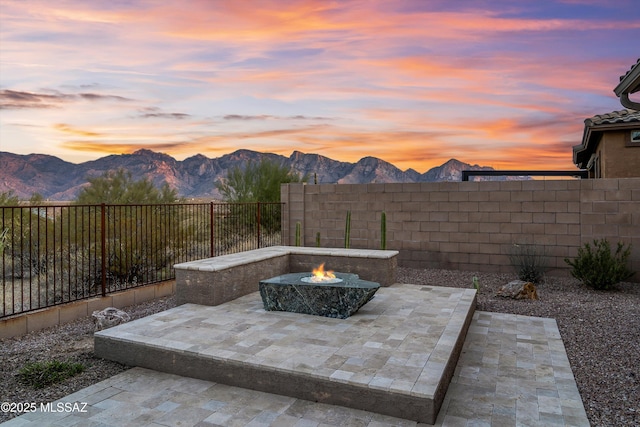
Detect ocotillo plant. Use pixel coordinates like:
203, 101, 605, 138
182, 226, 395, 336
295, 222, 301, 246
380, 211, 387, 250
344, 210, 351, 249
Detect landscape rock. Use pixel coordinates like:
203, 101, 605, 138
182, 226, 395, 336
92, 307, 131, 331
496, 280, 539, 300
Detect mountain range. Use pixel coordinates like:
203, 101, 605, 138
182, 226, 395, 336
0, 149, 502, 201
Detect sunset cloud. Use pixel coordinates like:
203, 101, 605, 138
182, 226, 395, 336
0, 90, 63, 109
0, 89, 132, 110
0, 0, 636, 171
140, 112, 191, 120
222, 114, 332, 121
54, 123, 104, 138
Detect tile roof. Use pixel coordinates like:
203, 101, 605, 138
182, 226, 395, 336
619, 58, 640, 83
574, 109, 640, 167
615, 58, 640, 100
584, 109, 640, 127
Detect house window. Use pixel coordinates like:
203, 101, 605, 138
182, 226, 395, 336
627, 130, 640, 147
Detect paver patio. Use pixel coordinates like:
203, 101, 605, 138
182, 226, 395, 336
2, 285, 589, 426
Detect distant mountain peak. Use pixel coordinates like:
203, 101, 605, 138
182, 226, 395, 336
0, 150, 503, 200
132, 148, 155, 155
131, 148, 176, 161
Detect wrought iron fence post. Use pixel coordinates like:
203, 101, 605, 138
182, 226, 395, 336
101, 203, 106, 297
257, 202, 261, 248
210, 202, 215, 258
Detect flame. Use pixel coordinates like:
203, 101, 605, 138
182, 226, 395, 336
311, 263, 336, 281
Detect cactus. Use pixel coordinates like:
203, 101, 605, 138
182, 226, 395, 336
295, 222, 301, 246
472, 276, 479, 292
316, 231, 321, 247
344, 210, 351, 249
380, 211, 387, 250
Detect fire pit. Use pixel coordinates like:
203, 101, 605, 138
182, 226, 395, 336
259, 264, 380, 319
300, 263, 343, 284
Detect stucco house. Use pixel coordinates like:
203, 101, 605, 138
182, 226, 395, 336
573, 59, 640, 178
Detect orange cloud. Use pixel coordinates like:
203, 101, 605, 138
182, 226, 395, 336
146, 2, 640, 48
54, 123, 104, 137
54, 119, 581, 172
59, 141, 177, 154
2, 0, 634, 173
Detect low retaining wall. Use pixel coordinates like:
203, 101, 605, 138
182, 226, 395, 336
0, 281, 175, 339
174, 246, 398, 307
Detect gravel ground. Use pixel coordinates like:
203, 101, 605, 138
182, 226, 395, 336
1, 269, 639, 426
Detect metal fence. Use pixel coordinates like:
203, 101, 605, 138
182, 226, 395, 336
0, 202, 283, 318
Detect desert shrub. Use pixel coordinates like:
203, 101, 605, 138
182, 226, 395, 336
18, 360, 85, 389
216, 159, 306, 203
76, 169, 178, 205
216, 159, 304, 234
0, 228, 7, 255
509, 244, 548, 283
564, 239, 634, 290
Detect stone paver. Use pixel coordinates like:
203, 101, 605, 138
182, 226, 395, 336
2, 309, 589, 426
93, 284, 477, 423
440, 312, 589, 426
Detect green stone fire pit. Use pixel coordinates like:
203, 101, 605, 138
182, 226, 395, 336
259, 272, 380, 319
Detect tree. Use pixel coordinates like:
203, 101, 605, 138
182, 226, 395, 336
0, 228, 7, 255
0, 191, 48, 280
214, 159, 304, 237
0, 191, 19, 206
0, 192, 12, 254
29, 193, 45, 205
76, 169, 179, 204
0, 191, 21, 255
74, 169, 182, 285
216, 159, 306, 203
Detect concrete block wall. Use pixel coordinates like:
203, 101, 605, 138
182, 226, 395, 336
282, 178, 640, 280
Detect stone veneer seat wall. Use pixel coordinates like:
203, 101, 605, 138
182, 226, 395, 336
174, 246, 398, 307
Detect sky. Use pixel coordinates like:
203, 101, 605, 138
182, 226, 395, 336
0, 1, 638, 172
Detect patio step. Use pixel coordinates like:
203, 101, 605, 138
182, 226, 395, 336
94, 284, 476, 424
